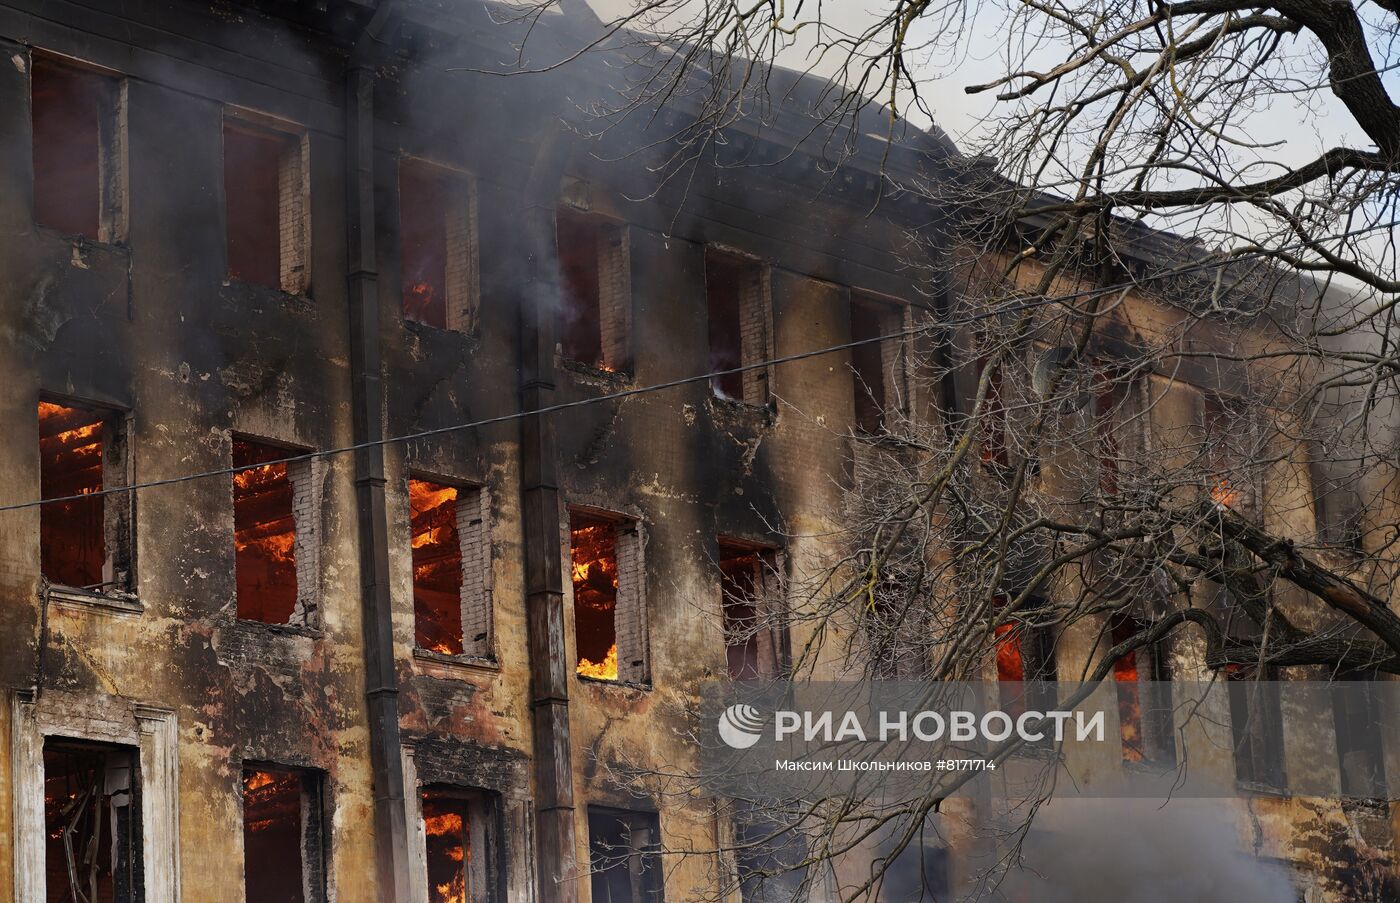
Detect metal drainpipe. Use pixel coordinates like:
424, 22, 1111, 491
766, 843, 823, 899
346, 3, 411, 901
518, 131, 580, 903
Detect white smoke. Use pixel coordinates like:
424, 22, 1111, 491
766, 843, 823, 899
994, 797, 1296, 903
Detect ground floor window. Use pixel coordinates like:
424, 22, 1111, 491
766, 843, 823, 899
44, 739, 141, 902
588, 806, 664, 903
242, 765, 325, 903
421, 785, 502, 903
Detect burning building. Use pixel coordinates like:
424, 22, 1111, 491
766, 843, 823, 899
0, 1, 1395, 902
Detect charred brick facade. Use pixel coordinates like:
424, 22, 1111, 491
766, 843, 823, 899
0, 2, 1394, 902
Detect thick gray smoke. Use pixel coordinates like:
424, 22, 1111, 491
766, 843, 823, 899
995, 798, 1296, 903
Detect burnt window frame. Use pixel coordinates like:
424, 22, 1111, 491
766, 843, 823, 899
230, 434, 322, 629
398, 156, 479, 334
221, 107, 311, 296
42, 737, 143, 903
1201, 390, 1264, 519
704, 248, 772, 408
1331, 670, 1387, 800
38, 396, 136, 600
29, 50, 128, 244
1108, 614, 1177, 769
568, 505, 649, 686
1226, 663, 1288, 793
556, 205, 632, 373
860, 571, 930, 681
418, 783, 506, 903
848, 291, 910, 435
587, 805, 665, 903
1311, 449, 1365, 555
407, 474, 494, 661
992, 595, 1058, 745
240, 762, 329, 903
718, 538, 789, 680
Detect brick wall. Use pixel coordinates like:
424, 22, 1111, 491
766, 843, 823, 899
277, 132, 310, 295
444, 175, 479, 335
614, 521, 648, 683
754, 549, 787, 677
287, 456, 324, 627
739, 266, 772, 406
597, 223, 631, 371
879, 303, 910, 420
456, 485, 492, 657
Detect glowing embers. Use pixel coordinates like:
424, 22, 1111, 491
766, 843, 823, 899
242, 768, 311, 903
411, 479, 464, 655
44, 740, 139, 903
991, 598, 1056, 734
1112, 620, 1144, 763
31, 56, 119, 241
557, 208, 606, 368
571, 512, 619, 680
233, 438, 297, 623
400, 160, 451, 328
1210, 478, 1239, 510
39, 401, 107, 588
423, 791, 470, 903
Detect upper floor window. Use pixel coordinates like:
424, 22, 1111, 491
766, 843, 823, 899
1202, 392, 1261, 517
400, 158, 477, 332
39, 400, 132, 593
557, 207, 631, 371
409, 478, 492, 658
705, 251, 770, 405
223, 112, 309, 294
232, 437, 321, 627
719, 539, 787, 679
570, 508, 647, 683
849, 294, 907, 434
976, 356, 1010, 471
31, 53, 125, 242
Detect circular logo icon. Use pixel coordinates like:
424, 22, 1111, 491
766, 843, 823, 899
718, 703, 766, 749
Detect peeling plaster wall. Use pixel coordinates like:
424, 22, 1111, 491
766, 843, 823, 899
0, 2, 1394, 902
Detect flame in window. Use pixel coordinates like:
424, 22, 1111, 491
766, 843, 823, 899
571, 519, 619, 680
994, 623, 1023, 682
410, 479, 464, 655
423, 793, 470, 903
405, 281, 439, 323
577, 644, 618, 681
410, 481, 459, 549
1210, 478, 1238, 509
1115, 648, 1144, 762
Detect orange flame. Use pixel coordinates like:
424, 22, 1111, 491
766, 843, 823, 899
424, 811, 464, 839
577, 644, 618, 680
993, 623, 1023, 682
1114, 649, 1143, 762
1210, 478, 1238, 509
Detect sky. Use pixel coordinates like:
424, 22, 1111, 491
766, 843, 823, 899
580, 0, 1391, 167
